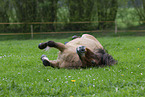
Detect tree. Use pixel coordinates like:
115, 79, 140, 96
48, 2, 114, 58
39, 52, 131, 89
0, 0, 9, 32
65, 0, 94, 31
131, 0, 145, 22
96, 0, 118, 29
38, 0, 58, 31
14, 0, 38, 32
13, 0, 58, 32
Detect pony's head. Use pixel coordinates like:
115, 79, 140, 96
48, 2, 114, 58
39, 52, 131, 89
76, 46, 117, 68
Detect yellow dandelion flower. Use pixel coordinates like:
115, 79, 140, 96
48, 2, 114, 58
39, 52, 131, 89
138, 48, 139, 50
121, 74, 124, 76
70, 96, 73, 97
71, 80, 76, 82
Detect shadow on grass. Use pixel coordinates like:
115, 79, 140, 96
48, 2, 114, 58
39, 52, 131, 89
0, 31, 145, 41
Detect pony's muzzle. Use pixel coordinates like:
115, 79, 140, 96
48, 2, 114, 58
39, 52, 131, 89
76, 46, 86, 57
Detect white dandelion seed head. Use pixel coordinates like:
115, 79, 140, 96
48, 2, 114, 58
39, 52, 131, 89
65, 81, 68, 83
115, 87, 118, 92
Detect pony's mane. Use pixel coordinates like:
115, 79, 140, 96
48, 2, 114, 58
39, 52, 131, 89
97, 49, 117, 66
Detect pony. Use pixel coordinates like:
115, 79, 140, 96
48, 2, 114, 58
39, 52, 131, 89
38, 34, 117, 69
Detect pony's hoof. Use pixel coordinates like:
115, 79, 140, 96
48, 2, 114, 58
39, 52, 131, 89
41, 55, 50, 66
38, 43, 47, 49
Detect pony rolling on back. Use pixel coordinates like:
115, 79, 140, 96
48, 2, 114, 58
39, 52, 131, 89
38, 34, 117, 69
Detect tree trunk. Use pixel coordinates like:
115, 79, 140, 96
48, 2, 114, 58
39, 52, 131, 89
0, 0, 9, 32
97, 0, 118, 30
15, 0, 37, 32
65, 0, 94, 31
131, 0, 145, 21
38, 0, 58, 31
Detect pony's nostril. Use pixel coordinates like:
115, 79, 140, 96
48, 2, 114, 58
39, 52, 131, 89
81, 49, 85, 52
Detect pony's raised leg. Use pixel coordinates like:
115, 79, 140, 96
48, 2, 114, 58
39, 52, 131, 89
38, 41, 66, 52
41, 55, 59, 68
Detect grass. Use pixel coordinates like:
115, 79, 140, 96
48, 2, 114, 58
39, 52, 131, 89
0, 33, 145, 96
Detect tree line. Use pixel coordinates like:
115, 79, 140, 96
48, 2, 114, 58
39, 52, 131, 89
0, 0, 145, 33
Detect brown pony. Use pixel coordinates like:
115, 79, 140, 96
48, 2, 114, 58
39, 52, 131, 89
38, 34, 117, 69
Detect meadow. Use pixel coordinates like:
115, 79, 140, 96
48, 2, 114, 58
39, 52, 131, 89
0, 33, 145, 97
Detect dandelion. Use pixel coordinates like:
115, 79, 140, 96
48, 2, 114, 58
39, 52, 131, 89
71, 80, 76, 82
138, 48, 139, 50
121, 74, 124, 76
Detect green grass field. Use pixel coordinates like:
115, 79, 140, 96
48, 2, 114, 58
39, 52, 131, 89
0, 33, 145, 97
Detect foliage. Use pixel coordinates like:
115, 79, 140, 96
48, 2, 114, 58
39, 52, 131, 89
131, 0, 145, 21
0, 0, 145, 33
64, 0, 94, 30
0, 34, 145, 96
116, 8, 140, 29
96, 0, 118, 29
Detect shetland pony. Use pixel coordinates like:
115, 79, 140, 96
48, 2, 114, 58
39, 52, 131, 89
38, 34, 117, 69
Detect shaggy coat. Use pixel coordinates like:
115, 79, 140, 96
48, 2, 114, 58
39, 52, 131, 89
38, 34, 117, 69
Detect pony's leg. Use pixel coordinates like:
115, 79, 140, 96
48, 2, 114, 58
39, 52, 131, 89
65, 35, 80, 45
72, 35, 80, 40
41, 55, 59, 68
38, 41, 66, 52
